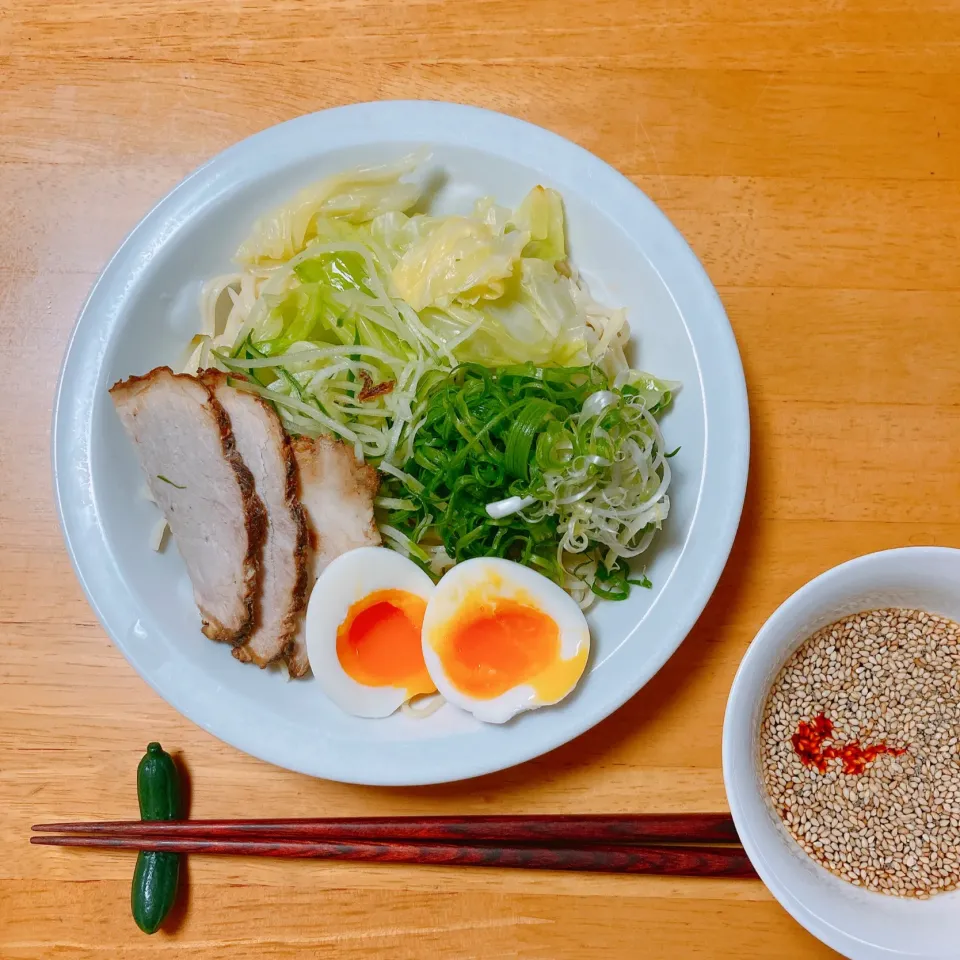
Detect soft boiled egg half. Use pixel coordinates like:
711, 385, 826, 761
305, 546, 437, 718
421, 557, 591, 724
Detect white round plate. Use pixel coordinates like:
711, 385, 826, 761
53, 101, 749, 785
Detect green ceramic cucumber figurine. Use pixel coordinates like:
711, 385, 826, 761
131, 742, 181, 934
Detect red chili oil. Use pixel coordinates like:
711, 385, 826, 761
791, 714, 907, 775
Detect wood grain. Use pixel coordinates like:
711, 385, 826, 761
2, 0, 959, 956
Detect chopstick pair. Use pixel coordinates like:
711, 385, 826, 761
32, 814, 756, 878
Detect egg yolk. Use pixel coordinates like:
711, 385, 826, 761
336, 589, 436, 696
436, 597, 576, 701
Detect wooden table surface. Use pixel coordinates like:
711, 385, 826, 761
3, 0, 959, 957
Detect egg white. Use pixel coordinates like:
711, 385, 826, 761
305, 546, 436, 718
421, 557, 591, 724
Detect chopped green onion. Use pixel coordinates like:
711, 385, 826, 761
156, 475, 186, 490
381, 362, 675, 604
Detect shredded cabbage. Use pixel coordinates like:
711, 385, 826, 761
391, 216, 529, 310
236, 152, 426, 266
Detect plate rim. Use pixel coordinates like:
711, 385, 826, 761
52, 100, 750, 785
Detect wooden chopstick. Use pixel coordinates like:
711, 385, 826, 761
30, 835, 756, 877
31, 813, 740, 845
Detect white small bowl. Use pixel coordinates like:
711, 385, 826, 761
723, 547, 960, 960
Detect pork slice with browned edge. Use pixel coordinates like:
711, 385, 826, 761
285, 435, 381, 678
202, 371, 309, 668
110, 367, 266, 643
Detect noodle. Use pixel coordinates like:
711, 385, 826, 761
401, 693, 446, 719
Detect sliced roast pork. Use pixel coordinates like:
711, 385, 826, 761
110, 367, 266, 643
201, 371, 309, 668
285, 435, 381, 678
